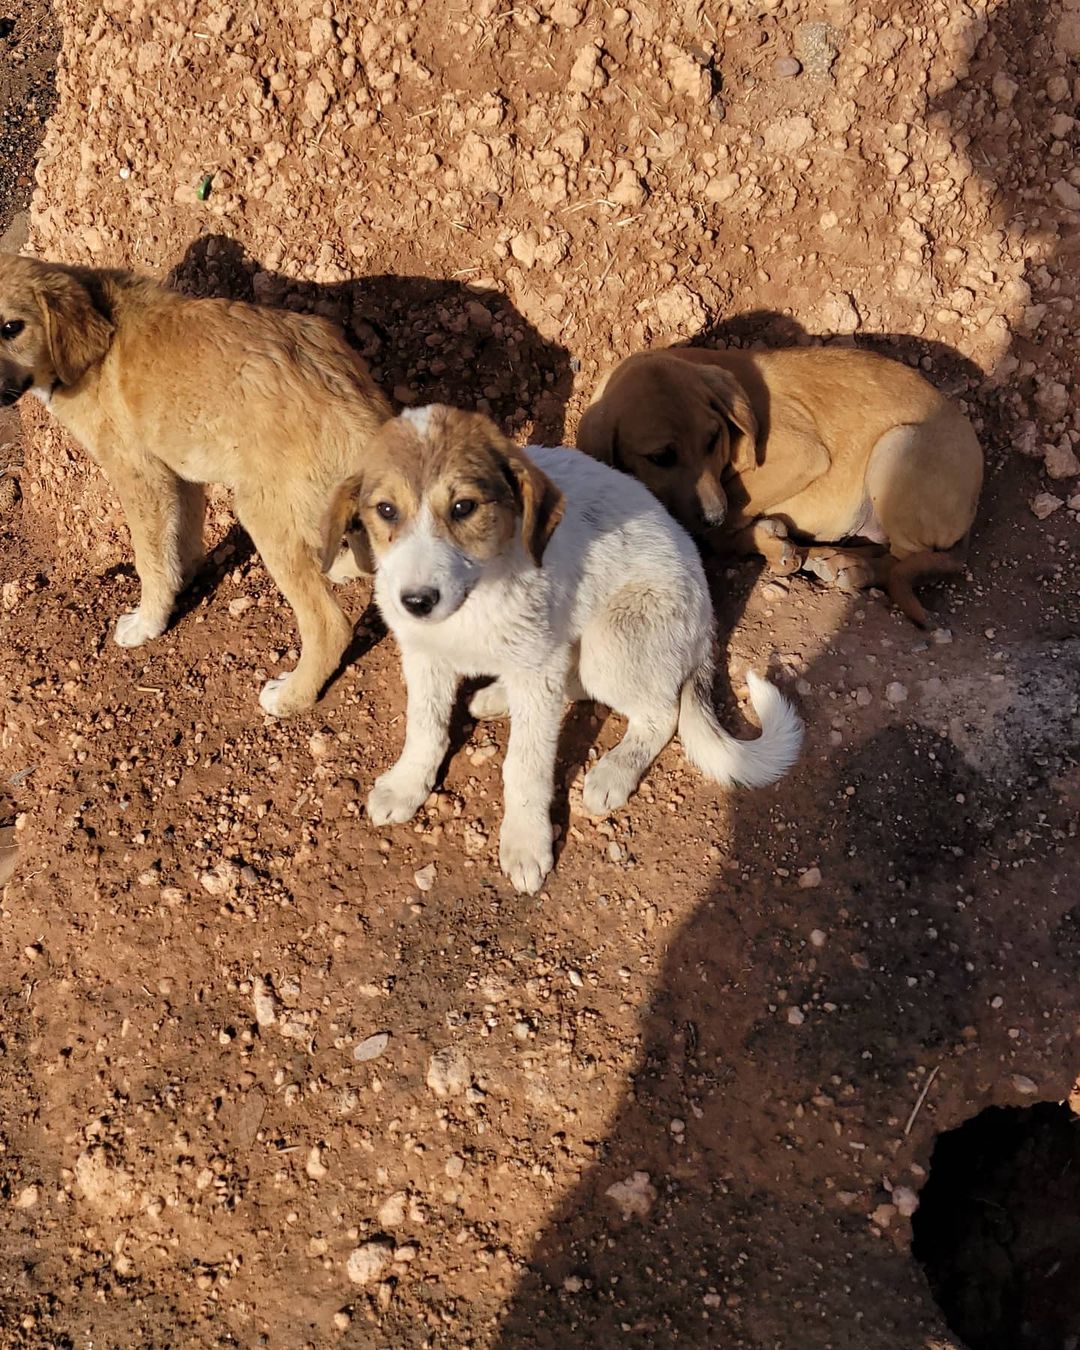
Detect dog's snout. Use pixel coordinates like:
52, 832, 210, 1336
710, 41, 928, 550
696, 470, 727, 527
0, 375, 31, 407
400, 586, 441, 617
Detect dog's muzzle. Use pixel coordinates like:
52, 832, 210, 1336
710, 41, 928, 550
0, 375, 32, 407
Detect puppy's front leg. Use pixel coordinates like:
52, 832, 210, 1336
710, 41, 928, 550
100, 451, 189, 648
368, 649, 458, 825
499, 667, 567, 894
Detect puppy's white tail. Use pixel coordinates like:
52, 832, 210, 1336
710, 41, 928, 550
678, 666, 803, 789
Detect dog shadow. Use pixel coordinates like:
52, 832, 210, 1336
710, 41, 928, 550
169, 233, 575, 446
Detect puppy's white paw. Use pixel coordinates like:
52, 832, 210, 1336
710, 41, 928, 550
582, 756, 637, 816
468, 680, 510, 720
259, 673, 313, 718
499, 820, 553, 895
367, 770, 429, 827
113, 609, 166, 648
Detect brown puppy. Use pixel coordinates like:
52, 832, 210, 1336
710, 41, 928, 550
0, 252, 391, 715
577, 347, 984, 625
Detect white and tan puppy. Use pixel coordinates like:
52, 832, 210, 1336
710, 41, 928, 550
322, 405, 803, 894
0, 252, 392, 716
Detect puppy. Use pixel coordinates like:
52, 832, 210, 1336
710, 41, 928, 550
321, 405, 803, 894
577, 347, 984, 625
0, 252, 392, 715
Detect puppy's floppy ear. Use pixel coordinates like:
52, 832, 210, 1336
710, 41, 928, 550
576, 400, 616, 466
500, 444, 565, 566
35, 271, 115, 386
320, 472, 373, 574
695, 365, 760, 473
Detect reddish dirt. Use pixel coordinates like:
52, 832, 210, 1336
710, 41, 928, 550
1, 0, 1079, 1346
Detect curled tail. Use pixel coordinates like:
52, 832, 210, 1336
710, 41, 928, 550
678, 667, 803, 789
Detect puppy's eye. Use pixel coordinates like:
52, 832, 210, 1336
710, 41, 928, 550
0, 320, 24, 341
645, 445, 679, 469
450, 498, 477, 521
375, 501, 398, 523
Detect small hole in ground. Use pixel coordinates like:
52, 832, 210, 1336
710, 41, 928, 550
912, 1100, 1080, 1350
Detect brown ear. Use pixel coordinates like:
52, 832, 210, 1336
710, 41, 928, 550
695, 365, 760, 473
36, 272, 114, 386
576, 400, 616, 466
501, 445, 565, 566
320, 472, 372, 574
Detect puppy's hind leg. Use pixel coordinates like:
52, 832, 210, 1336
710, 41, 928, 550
235, 488, 353, 717
577, 606, 681, 816
101, 452, 188, 648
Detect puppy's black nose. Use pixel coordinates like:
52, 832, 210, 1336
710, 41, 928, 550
401, 587, 440, 617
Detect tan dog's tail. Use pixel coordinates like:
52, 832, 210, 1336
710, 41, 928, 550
886, 546, 968, 627
678, 668, 803, 789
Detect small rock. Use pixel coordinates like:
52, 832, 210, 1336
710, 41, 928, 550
991, 72, 1018, 106
393, 1244, 418, 1263
787, 1006, 805, 1026
199, 861, 239, 896
1045, 442, 1080, 479
1053, 179, 1080, 211
772, 55, 802, 77
810, 929, 827, 948
332, 1311, 352, 1331
378, 1191, 408, 1227
606, 841, 623, 863
1011, 1074, 1039, 1095
871, 1202, 896, 1228
414, 863, 436, 892
346, 1240, 394, 1286
568, 41, 605, 94
228, 596, 254, 618
885, 682, 908, 705
1035, 380, 1069, 421
445, 1154, 465, 1179
892, 1185, 919, 1218
306, 1145, 328, 1180
609, 170, 648, 209
13, 1184, 39, 1209
855, 686, 873, 707
252, 976, 278, 1028
550, 0, 583, 25
304, 79, 331, 121
798, 866, 822, 890
308, 732, 332, 760
563, 1274, 584, 1293
605, 1171, 657, 1219
1031, 492, 1064, 519
426, 1045, 472, 1097
794, 21, 841, 79
353, 1032, 391, 1063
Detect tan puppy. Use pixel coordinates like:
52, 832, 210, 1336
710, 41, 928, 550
0, 252, 391, 715
577, 347, 984, 625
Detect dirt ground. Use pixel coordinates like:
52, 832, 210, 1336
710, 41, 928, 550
1, 0, 1079, 1346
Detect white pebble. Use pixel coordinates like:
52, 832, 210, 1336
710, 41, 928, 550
353, 1032, 391, 1062
885, 682, 908, 705
252, 976, 278, 1028
787, 1006, 806, 1025
798, 867, 822, 890
346, 1240, 393, 1285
